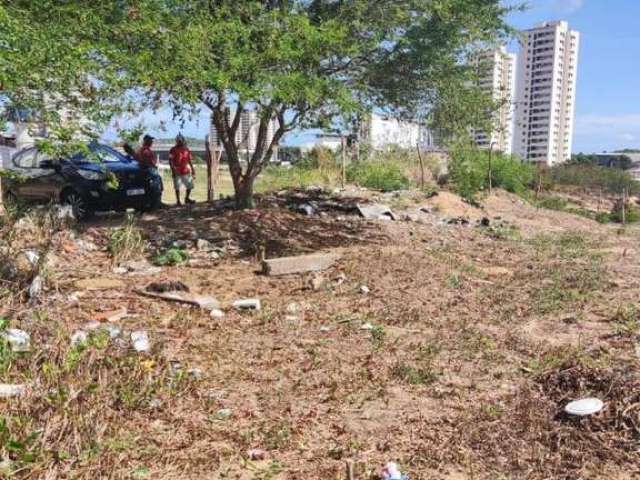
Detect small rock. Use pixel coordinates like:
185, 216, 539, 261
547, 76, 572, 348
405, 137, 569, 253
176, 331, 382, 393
360, 285, 370, 294
286, 303, 300, 314
148, 398, 163, 409
24, 250, 39, 266
248, 448, 268, 461
1, 329, 30, 352
309, 273, 325, 291
0, 384, 26, 398
210, 308, 225, 319
131, 331, 151, 353
233, 299, 261, 311
76, 239, 98, 252
112, 267, 128, 275
319, 326, 331, 333
360, 322, 374, 331
104, 324, 122, 339
196, 238, 213, 251
297, 203, 315, 216
70, 330, 88, 346
28, 275, 43, 299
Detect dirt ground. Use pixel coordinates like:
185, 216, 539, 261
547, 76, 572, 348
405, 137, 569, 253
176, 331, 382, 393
2, 187, 640, 479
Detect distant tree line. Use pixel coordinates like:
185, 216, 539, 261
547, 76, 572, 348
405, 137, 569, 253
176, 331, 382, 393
570, 153, 634, 170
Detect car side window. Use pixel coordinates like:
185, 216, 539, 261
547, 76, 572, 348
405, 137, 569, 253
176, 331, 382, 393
13, 149, 38, 169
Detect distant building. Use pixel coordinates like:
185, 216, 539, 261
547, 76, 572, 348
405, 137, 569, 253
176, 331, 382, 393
471, 46, 516, 154
298, 134, 343, 153
360, 113, 439, 151
209, 110, 279, 162
514, 21, 580, 165
594, 152, 640, 180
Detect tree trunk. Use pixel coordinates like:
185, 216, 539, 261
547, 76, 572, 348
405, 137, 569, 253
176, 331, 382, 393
236, 178, 255, 209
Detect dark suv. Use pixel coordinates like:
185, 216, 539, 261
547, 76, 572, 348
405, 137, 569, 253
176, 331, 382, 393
1, 143, 163, 219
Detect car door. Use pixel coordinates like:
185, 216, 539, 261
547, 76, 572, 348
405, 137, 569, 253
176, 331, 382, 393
30, 152, 65, 201
11, 148, 40, 200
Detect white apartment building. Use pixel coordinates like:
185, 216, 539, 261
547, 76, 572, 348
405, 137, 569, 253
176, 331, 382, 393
209, 110, 279, 162
472, 46, 516, 154
360, 112, 439, 151
513, 21, 580, 165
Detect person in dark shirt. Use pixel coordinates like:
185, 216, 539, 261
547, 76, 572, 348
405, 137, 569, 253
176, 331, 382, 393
124, 134, 158, 169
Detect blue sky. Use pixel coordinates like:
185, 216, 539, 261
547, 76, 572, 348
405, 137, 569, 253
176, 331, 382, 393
107, 0, 640, 153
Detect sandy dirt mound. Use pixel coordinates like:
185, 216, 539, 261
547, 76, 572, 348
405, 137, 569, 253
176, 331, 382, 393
482, 189, 603, 236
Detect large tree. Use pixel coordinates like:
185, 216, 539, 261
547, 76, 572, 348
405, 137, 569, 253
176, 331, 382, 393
101, 0, 512, 207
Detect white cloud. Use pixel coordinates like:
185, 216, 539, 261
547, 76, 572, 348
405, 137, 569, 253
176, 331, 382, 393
574, 113, 640, 151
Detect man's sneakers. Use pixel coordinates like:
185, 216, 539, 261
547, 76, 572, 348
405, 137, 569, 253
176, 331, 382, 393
186, 198, 196, 205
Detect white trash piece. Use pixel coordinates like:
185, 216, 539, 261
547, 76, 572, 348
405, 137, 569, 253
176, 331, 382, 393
360, 322, 374, 331
104, 324, 122, 339
0, 384, 26, 398
2, 329, 30, 352
381, 461, 407, 480
24, 250, 39, 266
131, 331, 151, 353
28, 275, 43, 299
210, 308, 225, 319
233, 299, 261, 311
360, 285, 370, 294
70, 330, 88, 346
565, 397, 604, 416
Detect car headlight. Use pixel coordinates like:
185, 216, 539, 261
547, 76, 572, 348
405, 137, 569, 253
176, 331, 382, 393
77, 169, 105, 180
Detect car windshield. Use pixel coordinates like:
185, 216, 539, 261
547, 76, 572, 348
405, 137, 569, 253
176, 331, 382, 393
72, 145, 128, 164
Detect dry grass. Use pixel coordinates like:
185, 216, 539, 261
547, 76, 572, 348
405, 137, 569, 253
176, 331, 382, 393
1, 188, 640, 479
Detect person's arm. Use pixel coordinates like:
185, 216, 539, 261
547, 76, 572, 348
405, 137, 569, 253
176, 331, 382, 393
188, 150, 196, 178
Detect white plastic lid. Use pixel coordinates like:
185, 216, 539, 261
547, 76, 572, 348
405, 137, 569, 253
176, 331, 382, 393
564, 397, 604, 416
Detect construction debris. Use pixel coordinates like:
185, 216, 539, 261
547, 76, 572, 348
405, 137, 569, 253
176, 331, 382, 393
262, 252, 341, 276
565, 398, 604, 416
233, 299, 261, 311
138, 283, 220, 310
357, 203, 397, 221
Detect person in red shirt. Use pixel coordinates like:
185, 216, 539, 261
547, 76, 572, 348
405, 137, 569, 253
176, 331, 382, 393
169, 134, 196, 205
124, 134, 158, 169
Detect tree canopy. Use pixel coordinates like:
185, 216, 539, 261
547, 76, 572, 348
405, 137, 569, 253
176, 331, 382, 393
1, 0, 514, 206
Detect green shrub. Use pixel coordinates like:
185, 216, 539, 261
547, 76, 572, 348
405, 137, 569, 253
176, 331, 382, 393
346, 159, 410, 191
153, 247, 189, 266
536, 195, 568, 211
609, 200, 640, 223
448, 145, 535, 199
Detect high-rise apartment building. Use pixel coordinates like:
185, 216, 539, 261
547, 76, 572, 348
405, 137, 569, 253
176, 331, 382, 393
472, 46, 516, 154
513, 21, 580, 165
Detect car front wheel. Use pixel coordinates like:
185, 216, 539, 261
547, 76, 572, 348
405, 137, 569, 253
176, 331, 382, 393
62, 190, 92, 220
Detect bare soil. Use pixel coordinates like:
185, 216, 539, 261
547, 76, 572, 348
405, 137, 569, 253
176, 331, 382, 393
2, 188, 640, 479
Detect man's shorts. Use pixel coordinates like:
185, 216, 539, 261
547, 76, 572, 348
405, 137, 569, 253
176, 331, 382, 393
173, 174, 194, 190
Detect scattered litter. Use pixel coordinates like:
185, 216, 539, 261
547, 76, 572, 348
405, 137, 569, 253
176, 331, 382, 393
564, 398, 604, 416
381, 461, 408, 480
131, 331, 151, 353
334, 273, 347, 285
262, 252, 342, 276
104, 324, 122, 339
320, 326, 331, 333
210, 308, 225, 319
29, 275, 43, 299
149, 398, 163, 409
1, 329, 30, 352
286, 303, 300, 314
70, 330, 88, 346
74, 278, 125, 291
94, 307, 128, 323
0, 384, 26, 398
206, 389, 226, 400
248, 448, 268, 461
360, 322, 374, 331
357, 203, 397, 221
360, 285, 370, 294
216, 408, 232, 420
233, 299, 261, 311
188, 368, 203, 380
24, 250, 39, 266
297, 203, 315, 216
146, 281, 189, 293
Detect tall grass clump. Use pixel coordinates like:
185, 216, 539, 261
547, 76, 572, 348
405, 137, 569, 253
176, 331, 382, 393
108, 213, 145, 264
346, 158, 410, 191
257, 147, 340, 192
